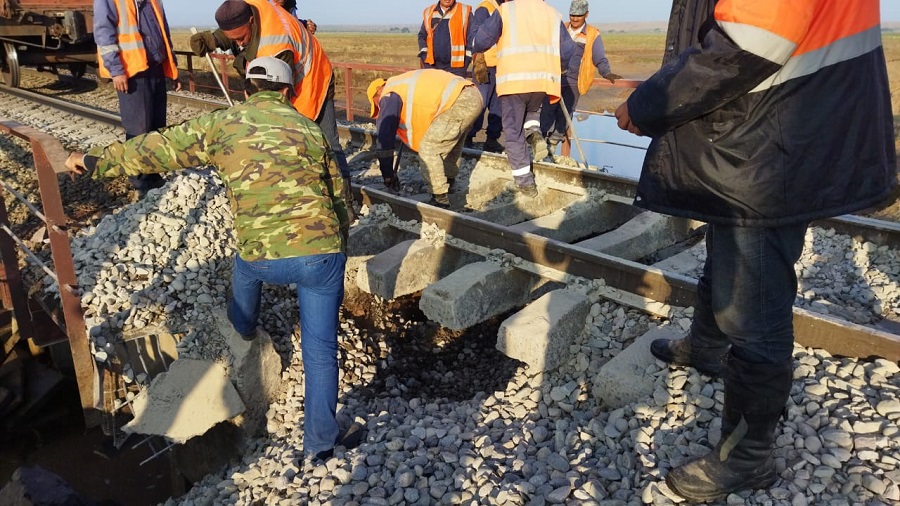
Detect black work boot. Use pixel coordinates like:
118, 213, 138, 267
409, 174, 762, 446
650, 334, 729, 377
383, 176, 401, 193
526, 130, 549, 162
483, 136, 504, 153
429, 193, 451, 209
665, 353, 793, 502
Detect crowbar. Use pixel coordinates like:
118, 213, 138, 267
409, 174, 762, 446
191, 27, 234, 107
558, 99, 589, 170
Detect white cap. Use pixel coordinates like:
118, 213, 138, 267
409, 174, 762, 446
245, 56, 293, 85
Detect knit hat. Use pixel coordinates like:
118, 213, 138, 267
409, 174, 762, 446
367, 78, 387, 117
215, 0, 252, 30
246, 57, 292, 85
569, 0, 588, 16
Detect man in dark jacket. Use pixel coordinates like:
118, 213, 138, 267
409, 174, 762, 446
616, 0, 895, 501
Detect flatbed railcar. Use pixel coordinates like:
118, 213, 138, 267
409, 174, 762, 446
0, 0, 96, 87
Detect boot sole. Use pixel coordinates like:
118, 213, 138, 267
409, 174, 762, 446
665, 469, 776, 502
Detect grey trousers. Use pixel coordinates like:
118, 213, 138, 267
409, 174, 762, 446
417, 86, 484, 195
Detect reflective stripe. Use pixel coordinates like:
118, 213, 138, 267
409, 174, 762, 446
496, 72, 561, 85
119, 40, 146, 51
750, 25, 883, 93
523, 119, 540, 130
497, 45, 560, 58
98, 45, 120, 55
511, 166, 532, 176
116, 0, 138, 34
719, 20, 797, 65
506, 2, 518, 47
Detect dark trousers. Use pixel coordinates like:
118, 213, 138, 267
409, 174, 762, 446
118, 63, 167, 191
469, 66, 502, 141
500, 92, 545, 184
423, 62, 468, 78
693, 222, 809, 365
540, 79, 579, 142
315, 76, 350, 179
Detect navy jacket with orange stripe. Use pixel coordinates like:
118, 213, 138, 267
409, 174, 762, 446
628, 0, 896, 227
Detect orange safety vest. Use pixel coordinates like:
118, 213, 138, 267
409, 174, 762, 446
423, 2, 471, 68
495, 0, 561, 101
245, 0, 333, 120
476, 0, 500, 67
569, 23, 600, 95
381, 69, 471, 152
96, 0, 178, 79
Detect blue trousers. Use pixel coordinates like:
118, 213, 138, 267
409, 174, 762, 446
469, 66, 503, 141
229, 252, 346, 455
539, 79, 579, 142
500, 92, 545, 186
693, 223, 808, 365
118, 63, 166, 191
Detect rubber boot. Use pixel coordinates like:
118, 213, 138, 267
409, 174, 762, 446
665, 353, 793, 502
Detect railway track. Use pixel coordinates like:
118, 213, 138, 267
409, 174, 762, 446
2, 64, 900, 506
2, 78, 900, 364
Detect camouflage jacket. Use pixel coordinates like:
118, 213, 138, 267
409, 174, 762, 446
87, 91, 348, 261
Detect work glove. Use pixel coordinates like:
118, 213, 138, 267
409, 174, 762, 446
306, 19, 318, 34
473, 53, 489, 85
340, 177, 357, 223
604, 72, 623, 85
190, 31, 217, 57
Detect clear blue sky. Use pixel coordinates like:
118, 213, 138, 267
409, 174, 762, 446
166, 0, 900, 28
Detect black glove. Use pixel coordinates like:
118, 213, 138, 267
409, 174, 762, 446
340, 177, 357, 223
190, 32, 217, 57
604, 72, 623, 84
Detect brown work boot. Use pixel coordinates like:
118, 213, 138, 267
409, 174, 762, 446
650, 335, 728, 377
527, 131, 549, 162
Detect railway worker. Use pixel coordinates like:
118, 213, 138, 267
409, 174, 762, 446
471, 0, 575, 196
418, 0, 473, 79
615, 0, 896, 501
539, 0, 620, 156
465, 0, 506, 153
190, 0, 355, 219
94, 0, 180, 198
273, 0, 318, 35
64, 57, 359, 463
366, 69, 483, 209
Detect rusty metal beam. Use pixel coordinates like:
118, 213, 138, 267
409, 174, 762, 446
0, 118, 99, 426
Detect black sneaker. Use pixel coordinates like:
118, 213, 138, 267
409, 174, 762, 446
313, 422, 366, 461
483, 137, 504, 153
429, 193, 451, 209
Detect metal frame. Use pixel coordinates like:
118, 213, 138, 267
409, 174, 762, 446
0, 118, 98, 427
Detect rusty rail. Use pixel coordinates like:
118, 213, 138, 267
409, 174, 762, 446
0, 119, 99, 427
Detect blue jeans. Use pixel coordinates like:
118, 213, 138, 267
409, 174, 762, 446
692, 223, 808, 365
229, 252, 346, 455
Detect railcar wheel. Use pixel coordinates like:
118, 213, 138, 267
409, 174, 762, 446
1, 42, 20, 87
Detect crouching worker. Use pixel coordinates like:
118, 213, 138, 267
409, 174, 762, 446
65, 57, 359, 462
367, 69, 483, 209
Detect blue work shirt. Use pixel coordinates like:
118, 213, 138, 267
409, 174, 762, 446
94, 0, 176, 77
418, 2, 472, 70
375, 92, 404, 174
565, 24, 611, 83
471, 10, 574, 68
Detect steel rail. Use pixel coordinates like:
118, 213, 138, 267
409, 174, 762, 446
3, 83, 900, 361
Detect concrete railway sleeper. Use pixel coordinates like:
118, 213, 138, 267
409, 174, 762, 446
1, 75, 900, 503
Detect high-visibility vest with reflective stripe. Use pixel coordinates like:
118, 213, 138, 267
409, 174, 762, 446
476, 0, 500, 67
570, 23, 600, 95
714, 0, 882, 93
245, 0, 333, 120
495, 0, 561, 101
96, 0, 178, 79
382, 69, 471, 152
423, 2, 471, 68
